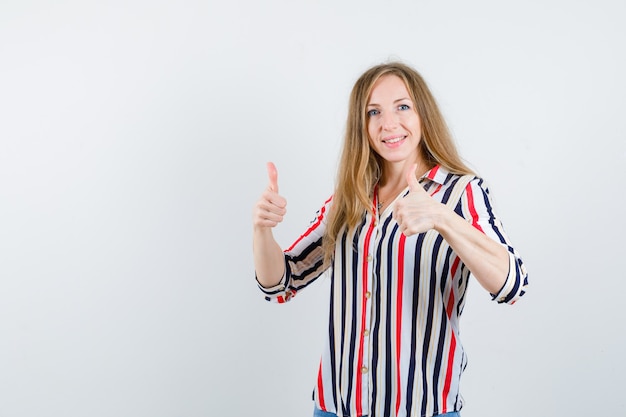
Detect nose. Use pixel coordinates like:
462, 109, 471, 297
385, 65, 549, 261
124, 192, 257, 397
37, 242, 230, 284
381, 111, 398, 130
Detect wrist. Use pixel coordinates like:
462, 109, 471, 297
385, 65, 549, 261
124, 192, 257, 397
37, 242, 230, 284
432, 203, 453, 233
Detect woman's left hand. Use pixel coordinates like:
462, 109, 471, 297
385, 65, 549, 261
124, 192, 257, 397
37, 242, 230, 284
393, 164, 445, 236
395, 164, 511, 294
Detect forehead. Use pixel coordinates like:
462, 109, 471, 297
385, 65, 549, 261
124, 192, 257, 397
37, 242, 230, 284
368, 74, 410, 103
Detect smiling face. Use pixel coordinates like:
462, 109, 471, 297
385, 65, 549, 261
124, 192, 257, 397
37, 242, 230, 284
366, 74, 425, 174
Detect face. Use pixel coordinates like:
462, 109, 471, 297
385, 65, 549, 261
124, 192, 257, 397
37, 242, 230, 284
366, 74, 423, 170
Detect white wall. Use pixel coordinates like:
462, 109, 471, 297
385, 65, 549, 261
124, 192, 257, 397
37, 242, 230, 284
1, 0, 624, 416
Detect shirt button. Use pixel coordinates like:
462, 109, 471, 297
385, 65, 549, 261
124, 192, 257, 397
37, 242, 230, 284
367, 255, 373, 262
363, 329, 370, 337
365, 291, 371, 299
361, 366, 368, 374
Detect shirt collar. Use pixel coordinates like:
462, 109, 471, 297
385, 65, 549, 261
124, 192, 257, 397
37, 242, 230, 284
422, 164, 449, 185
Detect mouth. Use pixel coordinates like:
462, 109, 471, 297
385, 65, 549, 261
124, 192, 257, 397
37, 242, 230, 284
382, 135, 406, 144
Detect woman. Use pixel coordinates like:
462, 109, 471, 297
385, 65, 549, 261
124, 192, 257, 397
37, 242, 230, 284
252, 61, 528, 417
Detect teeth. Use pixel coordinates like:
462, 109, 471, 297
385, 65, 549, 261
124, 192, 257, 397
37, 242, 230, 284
384, 136, 404, 144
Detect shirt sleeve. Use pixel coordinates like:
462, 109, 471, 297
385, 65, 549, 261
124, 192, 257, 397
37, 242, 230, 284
257, 196, 332, 304
460, 178, 529, 305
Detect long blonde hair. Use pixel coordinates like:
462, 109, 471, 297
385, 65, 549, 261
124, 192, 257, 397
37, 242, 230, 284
322, 61, 474, 263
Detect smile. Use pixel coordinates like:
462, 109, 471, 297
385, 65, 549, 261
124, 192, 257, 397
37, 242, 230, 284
382, 136, 406, 144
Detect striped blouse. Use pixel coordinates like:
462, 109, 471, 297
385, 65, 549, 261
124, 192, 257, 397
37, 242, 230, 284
258, 165, 528, 417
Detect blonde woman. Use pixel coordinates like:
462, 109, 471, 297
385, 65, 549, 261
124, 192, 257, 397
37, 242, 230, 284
253, 61, 528, 417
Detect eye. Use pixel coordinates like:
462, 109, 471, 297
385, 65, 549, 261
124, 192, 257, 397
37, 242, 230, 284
367, 109, 380, 117
398, 104, 410, 111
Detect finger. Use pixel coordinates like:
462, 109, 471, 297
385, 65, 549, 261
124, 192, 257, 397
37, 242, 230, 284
253, 211, 283, 228
406, 163, 422, 193
253, 200, 286, 228
258, 209, 284, 224
267, 162, 279, 193
261, 190, 287, 211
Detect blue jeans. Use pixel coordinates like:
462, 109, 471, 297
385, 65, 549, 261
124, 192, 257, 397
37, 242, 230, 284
313, 408, 460, 417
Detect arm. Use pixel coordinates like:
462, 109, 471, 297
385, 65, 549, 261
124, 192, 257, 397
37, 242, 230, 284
252, 163, 330, 303
394, 165, 528, 303
252, 162, 287, 288
449, 177, 528, 303
253, 228, 286, 288
435, 201, 509, 295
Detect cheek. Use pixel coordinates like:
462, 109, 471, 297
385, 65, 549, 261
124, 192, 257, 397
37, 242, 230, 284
410, 115, 422, 131
401, 117, 420, 135
367, 134, 376, 150
367, 120, 377, 138
366, 130, 378, 151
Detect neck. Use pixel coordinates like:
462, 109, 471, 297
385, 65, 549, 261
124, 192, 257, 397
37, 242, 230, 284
376, 174, 411, 211
380, 159, 429, 187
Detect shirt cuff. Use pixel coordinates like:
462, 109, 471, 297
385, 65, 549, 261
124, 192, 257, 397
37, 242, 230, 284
256, 272, 288, 294
490, 251, 523, 304
256, 258, 292, 302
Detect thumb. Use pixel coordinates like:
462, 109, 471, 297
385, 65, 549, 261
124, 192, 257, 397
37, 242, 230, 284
406, 163, 423, 193
266, 161, 279, 193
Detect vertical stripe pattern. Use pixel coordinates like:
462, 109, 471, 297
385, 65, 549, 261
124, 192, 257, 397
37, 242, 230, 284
257, 166, 528, 417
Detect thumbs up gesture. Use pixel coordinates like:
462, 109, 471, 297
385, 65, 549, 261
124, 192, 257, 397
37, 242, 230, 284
393, 164, 443, 236
253, 162, 287, 228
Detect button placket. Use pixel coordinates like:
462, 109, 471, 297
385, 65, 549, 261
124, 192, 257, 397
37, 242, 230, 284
361, 216, 383, 408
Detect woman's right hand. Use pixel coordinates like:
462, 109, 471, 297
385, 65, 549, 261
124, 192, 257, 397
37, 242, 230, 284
253, 162, 288, 287
253, 162, 287, 229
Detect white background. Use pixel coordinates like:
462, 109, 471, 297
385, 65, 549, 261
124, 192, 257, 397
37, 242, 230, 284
1, 0, 625, 416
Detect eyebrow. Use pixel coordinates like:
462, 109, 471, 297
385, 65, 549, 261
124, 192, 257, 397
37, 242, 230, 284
367, 97, 412, 106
